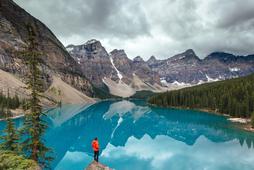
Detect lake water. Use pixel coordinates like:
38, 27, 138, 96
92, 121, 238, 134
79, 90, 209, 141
1, 100, 254, 170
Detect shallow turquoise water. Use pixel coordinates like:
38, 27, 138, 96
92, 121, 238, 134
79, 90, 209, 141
1, 100, 254, 170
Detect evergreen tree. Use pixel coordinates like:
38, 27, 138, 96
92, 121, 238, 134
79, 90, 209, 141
0, 90, 21, 118
0, 90, 20, 153
251, 112, 254, 128
148, 73, 254, 118
20, 24, 52, 168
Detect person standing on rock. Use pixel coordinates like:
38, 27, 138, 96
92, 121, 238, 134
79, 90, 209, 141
92, 137, 100, 162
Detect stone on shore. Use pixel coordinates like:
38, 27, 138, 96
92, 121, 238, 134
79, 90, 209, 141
85, 161, 112, 170
228, 117, 251, 124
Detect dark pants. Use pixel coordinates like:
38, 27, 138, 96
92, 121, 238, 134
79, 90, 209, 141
94, 151, 99, 162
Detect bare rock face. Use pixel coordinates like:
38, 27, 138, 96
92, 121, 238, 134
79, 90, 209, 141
109, 49, 133, 84
68, 43, 163, 97
0, 0, 93, 97
110, 50, 161, 85
68, 41, 162, 88
67, 40, 118, 87
150, 49, 204, 84
131, 56, 161, 85
203, 52, 254, 80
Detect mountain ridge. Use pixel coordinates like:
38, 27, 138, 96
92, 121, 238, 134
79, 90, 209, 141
67, 40, 254, 96
68, 39, 164, 97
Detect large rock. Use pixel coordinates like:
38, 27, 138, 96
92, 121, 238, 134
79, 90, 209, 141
85, 161, 112, 170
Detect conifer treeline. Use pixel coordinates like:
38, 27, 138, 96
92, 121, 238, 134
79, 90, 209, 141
0, 24, 52, 169
0, 92, 20, 118
148, 74, 254, 118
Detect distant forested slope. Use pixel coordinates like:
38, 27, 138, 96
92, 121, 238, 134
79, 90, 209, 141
0, 92, 21, 118
148, 74, 254, 118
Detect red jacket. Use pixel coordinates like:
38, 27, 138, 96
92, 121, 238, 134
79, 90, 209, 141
92, 140, 99, 151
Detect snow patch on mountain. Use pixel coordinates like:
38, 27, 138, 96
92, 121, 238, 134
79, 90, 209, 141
85, 39, 98, 45
160, 79, 168, 86
172, 80, 191, 86
110, 56, 123, 81
77, 58, 81, 64
205, 74, 220, 82
160, 78, 192, 90
179, 55, 185, 60
66, 46, 74, 52
229, 67, 240, 72
197, 80, 206, 85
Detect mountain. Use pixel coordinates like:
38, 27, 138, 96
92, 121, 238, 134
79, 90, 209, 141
203, 52, 254, 79
68, 38, 254, 97
148, 73, 254, 119
148, 49, 204, 85
68, 40, 164, 98
147, 56, 159, 66
66, 40, 118, 87
0, 0, 94, 104
148, 49, 254, 86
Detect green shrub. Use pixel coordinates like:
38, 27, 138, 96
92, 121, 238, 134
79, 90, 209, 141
0, 150, 40, 170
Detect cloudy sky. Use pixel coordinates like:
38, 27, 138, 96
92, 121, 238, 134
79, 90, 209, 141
14, 0, 254, 59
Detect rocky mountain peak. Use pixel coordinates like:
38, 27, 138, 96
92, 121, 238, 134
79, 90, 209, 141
66, 44, 75, 52
170, 49, 200, 61
205, 52, 237, 62
82, 39, 104, 52
185, 49, 195, 55
67, 39, 108, 60
148, 56, 157, 61
110, 49, 125, 56
133, 56, 144, 62
182, 49, 199, 59
147, 56, 159, 66
84, 39, 100, 45
110, 49, 130, 62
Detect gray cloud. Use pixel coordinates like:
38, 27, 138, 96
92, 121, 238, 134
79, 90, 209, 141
14, 0, 254, 59
15, 0, 150, 38
215, 0, 254, 29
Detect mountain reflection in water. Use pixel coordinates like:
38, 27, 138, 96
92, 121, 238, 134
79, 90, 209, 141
1, 100, 254, 170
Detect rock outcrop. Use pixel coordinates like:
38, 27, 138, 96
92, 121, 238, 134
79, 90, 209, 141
85, 161, 112, 170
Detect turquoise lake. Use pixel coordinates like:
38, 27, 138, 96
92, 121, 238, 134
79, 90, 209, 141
1, 100, 254, 170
